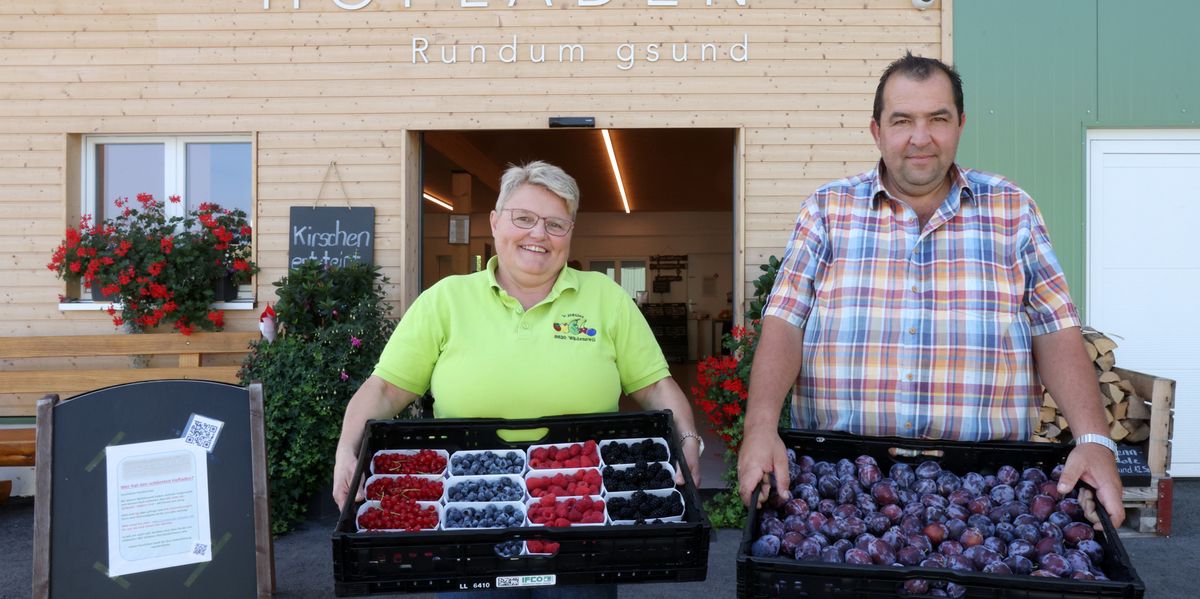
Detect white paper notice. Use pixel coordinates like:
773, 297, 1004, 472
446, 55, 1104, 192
105, 438, 212, 577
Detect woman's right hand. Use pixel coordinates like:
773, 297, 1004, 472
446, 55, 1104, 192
332, 446, 364, 512
330, 376, 421, 512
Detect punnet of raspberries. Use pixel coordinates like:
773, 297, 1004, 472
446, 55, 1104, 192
527, 495, 606, 526
373, 449, 447, 475
527, 469, 603, 497
366, 475, 444, 502
600, 439, 668, 465
357, 495, 440, 531
526, 540, 561, 554
529, 441, 600, 469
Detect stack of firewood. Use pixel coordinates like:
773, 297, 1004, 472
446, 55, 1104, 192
1032, 328, 1152, 443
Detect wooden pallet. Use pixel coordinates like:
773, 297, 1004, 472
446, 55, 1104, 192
1119, 477, 1173, 537
1111, 367, 1175, 537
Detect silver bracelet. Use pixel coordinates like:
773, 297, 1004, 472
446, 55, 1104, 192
679, 431, 705, 457
1073, 433, 1117, 456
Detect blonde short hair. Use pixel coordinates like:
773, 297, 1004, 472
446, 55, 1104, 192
495, 161, 580, 219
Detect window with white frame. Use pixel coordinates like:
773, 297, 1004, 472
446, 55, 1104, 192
74, 135, 254, 305
589, 259, 647, 299
85, 135, 252, 222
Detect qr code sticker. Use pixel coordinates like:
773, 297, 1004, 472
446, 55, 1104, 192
183, 414, 224, 453
192, 543, 208, 556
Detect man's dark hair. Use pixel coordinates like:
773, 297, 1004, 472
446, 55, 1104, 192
872, 51, 964, 123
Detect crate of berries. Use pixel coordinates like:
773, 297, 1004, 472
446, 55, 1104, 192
332, 411, 710, 596
736, 429, 1146, 599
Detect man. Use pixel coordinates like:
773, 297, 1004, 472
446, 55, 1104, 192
737, 52, 1124, 529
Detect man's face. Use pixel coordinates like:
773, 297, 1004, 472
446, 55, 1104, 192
870, 70, 965, 201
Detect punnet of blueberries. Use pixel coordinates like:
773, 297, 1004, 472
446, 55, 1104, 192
493, 540, 523, 558
450, 450, 526, 476
749, 451, 1114, 587
602, 461, 674, 492
447, 477, 525, 502
443, 504, 525, 529
601, 439, 668, 465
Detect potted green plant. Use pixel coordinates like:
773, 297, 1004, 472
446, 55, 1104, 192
691, 256, 789, 528
47, 193, 259, 334
238, 260, 398, 534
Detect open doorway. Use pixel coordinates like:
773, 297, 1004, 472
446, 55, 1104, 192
420, 128, 737, 488
420, 128, 737, 362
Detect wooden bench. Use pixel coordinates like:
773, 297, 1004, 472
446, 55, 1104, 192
0, 331, 259, 501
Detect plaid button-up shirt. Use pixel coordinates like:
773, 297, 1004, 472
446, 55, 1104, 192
764, 164, 1080, 441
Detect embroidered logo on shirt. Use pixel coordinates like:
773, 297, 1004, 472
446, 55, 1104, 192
552, 314, 598, 342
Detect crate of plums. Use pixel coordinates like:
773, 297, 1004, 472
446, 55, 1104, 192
736, 430, 1145, 599
332, 411, 710, 596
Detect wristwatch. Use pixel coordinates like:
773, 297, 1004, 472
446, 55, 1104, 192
679, 431, 705, 457
1074, 433, 1117, 456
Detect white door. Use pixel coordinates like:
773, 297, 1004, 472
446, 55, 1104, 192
1087, 130, 1200, 476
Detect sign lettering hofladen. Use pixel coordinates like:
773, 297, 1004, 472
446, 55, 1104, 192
260, 1, 753, 70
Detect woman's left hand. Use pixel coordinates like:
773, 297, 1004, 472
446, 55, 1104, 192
628, 376, 704, 488
675, 437, 703, 487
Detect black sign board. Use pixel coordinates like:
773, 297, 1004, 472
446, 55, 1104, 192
33, 381, 271, 599
1117, 443, 1152, 487
289, 207, 375, 268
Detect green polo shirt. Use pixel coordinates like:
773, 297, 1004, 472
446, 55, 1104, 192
373, 257, 670, 425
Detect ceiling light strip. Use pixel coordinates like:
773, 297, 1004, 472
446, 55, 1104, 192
601, 129, 631, 214
422, 192, 454, 211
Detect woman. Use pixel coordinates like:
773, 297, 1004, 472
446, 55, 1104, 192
332, 161, 703, 515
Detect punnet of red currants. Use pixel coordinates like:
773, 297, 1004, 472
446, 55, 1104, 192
357, 495, 440, 531
749, 450, 1116, 590
372, 449, 447, 475
366, 475, 444, 502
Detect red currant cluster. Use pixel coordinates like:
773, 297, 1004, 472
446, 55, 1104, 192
526, 540, 561, 554
529, 441, 600, 469
527, 469, 603, 497
528, 495, 606, 527
373, 449, 447, 475
366, 475, 444, 501
357, 496, 440, 531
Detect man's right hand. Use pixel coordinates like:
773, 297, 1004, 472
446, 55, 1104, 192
737, 427, 791, 507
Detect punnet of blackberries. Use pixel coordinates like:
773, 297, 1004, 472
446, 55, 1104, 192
608, 490, 684, 522
603, 462, 674, 492
749, 451, 1114, 587
601, 438, 668, 465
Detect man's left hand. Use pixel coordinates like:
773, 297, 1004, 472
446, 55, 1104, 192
1056, 442, 1125, 530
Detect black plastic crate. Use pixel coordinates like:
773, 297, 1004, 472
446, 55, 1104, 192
333, 411, 710, 596
736, 430, 1145, 598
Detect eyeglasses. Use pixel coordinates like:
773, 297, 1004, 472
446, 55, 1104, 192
502, 208, 574, 237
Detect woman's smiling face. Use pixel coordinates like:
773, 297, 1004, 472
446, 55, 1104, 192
489, 183, 574, 287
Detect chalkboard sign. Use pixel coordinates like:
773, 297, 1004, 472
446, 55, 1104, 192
289, 206, 375, 268
1117, 443, 1152, 487
32, 381, 271, 599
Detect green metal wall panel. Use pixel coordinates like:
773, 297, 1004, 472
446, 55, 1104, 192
954, 0, 1200, 315
954, 0, 1096, 305
1095, 1, 1200, 125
